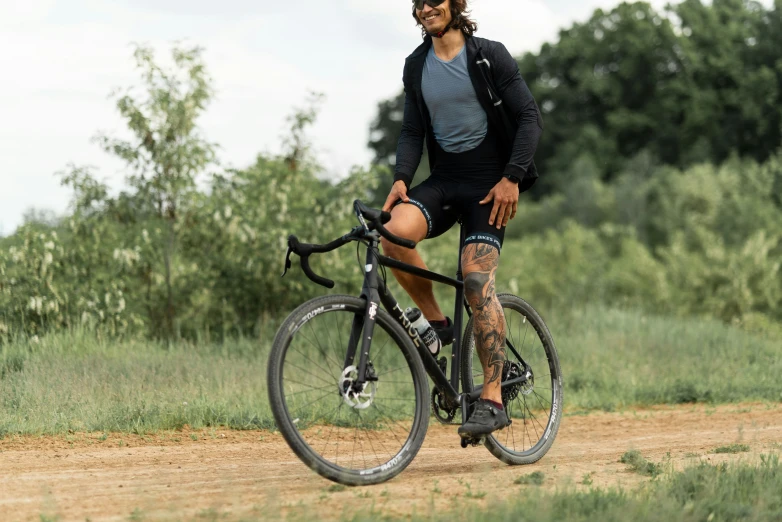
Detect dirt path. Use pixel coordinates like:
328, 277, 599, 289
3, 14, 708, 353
2, 403, 781, 521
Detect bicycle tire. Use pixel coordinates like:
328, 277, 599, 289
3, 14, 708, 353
267, 294, 430, 485
460, 293, 563, 465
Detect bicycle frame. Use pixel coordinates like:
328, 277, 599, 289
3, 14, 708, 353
343, 226, 532, 419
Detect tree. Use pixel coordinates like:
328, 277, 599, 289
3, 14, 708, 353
674, 0, 780, 164
367, 1, 782, 197
71, 44, 217, 340
282, 91, 324, 172
517, 2, 687, 190
367, 91, 429, 205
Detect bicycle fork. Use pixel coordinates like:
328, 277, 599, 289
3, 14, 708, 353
343, 238, 460, 403
342, 251, 380, 388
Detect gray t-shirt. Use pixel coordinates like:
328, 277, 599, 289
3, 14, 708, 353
421, 44, 488, 153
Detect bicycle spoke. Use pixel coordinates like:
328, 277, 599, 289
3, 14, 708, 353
360, 420, 382, 469
376, 364, 409, 378
300, 324, 343, 376
288, 390, 336, 418
284, 361, 334, 388
274, 300, 424, 481
290, 344, 338, 384
370, 334, 393, 369
319, 313, 343, 374
285, 382, 335, 397
372, 403, 412, 447
522, 397, 546, 435
461, 297, 562, 461
505, 398, 513, 449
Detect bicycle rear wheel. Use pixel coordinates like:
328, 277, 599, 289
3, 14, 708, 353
461, 293, 563, 465
267, 295, 429, 485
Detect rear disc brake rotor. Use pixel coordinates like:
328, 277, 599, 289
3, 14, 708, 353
501, 361, 528, 405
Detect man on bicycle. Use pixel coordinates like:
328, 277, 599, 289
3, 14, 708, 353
382, 0, 543, 438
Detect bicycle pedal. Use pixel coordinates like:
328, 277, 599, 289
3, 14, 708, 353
459, 435, 485, 448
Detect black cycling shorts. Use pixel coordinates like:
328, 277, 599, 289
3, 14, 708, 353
395, 128, 509, 252
396, 174, 506, 253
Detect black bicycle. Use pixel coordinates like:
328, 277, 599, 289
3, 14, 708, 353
267, 200, 562, 486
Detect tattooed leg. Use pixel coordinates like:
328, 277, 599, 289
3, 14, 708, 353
462, 243, 506, 404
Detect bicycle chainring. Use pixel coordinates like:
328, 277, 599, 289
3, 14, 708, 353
431, 386, 458, 424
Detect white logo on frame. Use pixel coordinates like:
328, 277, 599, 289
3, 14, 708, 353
368, 302, 378, 320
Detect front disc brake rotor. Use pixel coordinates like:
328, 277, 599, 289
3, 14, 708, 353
340, 365, 377, 409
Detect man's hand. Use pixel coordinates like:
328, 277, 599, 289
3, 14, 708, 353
480, 178, 519, 229
382, 180, 410, 212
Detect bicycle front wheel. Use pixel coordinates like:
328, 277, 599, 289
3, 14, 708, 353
267, 295, 429, 486
461, 293, 563, 465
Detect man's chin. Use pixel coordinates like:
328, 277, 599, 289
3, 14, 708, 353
427, 23, 449, 34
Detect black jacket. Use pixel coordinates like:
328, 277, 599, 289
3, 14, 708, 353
393, 34, 543, 193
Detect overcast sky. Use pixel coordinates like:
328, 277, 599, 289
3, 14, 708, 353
0, 0, 677, 234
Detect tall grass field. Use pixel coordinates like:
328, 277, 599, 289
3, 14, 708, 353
1, 304, 779, 436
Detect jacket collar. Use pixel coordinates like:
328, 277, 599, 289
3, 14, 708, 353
408, 33, 480, 62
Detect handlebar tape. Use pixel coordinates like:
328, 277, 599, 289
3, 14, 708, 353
300, 256, 335, 289
354, 200, 416, 249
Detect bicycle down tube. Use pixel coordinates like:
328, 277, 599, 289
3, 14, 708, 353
293, 209, 532, 407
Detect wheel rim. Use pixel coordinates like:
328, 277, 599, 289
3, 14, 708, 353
279, 304, 421, 475
468, 300, 560, 456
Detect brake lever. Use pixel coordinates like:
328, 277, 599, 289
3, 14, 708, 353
354, 201, 370, 234
281, 246, 293, 277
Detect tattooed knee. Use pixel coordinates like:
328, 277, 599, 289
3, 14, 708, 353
464, 272, 492, 305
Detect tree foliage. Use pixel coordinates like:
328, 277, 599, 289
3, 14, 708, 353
368, 1, 782, 195
0, 45, 379, 342
4, 3, 782, 342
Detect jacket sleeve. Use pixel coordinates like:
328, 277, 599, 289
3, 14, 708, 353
393, 61, 426, 189
492, 42, 543, 180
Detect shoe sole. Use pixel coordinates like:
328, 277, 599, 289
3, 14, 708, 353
458, 422, 509, 438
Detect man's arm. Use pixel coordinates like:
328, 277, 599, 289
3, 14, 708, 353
393, 63, 426, 189
491, 42, 543, 181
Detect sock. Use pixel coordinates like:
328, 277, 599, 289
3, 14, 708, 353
430, 318, 449, 328
485, 399, 504, 411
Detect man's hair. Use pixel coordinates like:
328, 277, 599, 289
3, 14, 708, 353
413, 0, 478, 39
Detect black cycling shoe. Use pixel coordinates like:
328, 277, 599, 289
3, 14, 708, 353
432, 317, 454, 346
458, 400, 510, 438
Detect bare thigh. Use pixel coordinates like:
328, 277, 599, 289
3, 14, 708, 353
382, 203, 428, 254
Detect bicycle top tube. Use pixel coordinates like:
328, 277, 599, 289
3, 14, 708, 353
284, 199, 463, 289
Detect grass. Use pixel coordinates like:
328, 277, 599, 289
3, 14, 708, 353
1, 299, 781, 436
514, 471, 545, 485
536, 305, 782, 411
462, 482, 487, 499
620, 450, 664, 477
0, 330, 275, 436
397, 455, 782, 522
713, 444, 751, 454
